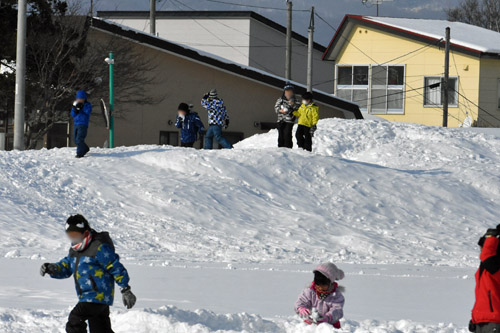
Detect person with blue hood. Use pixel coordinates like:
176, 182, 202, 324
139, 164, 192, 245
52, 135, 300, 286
175, 102, 205, 148
71, 90, 92, 158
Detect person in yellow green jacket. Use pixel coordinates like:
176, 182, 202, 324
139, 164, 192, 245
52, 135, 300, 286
293, 92, 319, 152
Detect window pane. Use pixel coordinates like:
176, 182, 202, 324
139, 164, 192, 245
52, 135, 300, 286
447, 78, 458, 105
372, 66, 387, 86
352, 89, 368, 110
338, 66, 352, 85
371, 88, 387, 112
388, 89, 404, 110
388, 66, 404, 85
337, 88, 352, 101
353, 66, 368, 85
424, 77, 441, 106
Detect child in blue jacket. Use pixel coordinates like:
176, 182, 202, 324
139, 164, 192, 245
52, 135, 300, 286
176, 103, 205, 148
70, 90, 92, 158
40, 215, 136, 333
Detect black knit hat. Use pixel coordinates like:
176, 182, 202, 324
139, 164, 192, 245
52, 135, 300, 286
302, 91, 314, 101
284, 82, 295, 91
178, 103, 190, 113
66, 214, 90, 233
314, 271, 331, 286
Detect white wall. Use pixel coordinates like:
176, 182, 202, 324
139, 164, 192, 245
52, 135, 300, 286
108, 18, 251, 66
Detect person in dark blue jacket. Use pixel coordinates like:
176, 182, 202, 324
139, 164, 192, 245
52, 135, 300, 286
175, 103, 205, 148
40, 215, 136, 333
71, 90, 92, 158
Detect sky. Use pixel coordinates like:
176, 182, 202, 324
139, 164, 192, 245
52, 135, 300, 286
90, 0, 462, 46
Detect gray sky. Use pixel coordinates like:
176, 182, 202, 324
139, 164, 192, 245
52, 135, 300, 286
91, 0, 461, 46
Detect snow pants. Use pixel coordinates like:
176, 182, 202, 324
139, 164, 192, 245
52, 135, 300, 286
74, 125, 90, 157
66, 302, 114, 333
204, 125, 233, 149
296, 124, 312, 152
277, 121, 294, 148
474, 323, 500, 332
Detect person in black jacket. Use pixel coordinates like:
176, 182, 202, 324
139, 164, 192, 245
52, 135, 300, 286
274, 83, 300, 148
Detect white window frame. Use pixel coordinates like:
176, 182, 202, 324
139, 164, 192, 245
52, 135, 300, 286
423, 76, 459, 108
336, 65, 370, 111
335, 64, 406, 115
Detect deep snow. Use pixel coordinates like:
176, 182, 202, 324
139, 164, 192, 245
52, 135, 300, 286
1, 118, 498, 332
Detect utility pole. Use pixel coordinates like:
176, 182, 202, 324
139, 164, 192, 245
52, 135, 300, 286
13, 0, 27, 150
150, 0, 156, 35
285, 0, 292, 80
106, 53, 115, 148
307, 7, 315, 92
443, 27, 450, 127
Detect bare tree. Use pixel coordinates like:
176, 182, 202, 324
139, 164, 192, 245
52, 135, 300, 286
1, 1, 163, 149
447, 0, 500, 32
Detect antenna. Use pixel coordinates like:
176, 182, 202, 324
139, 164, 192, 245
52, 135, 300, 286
362, 0, 393, 16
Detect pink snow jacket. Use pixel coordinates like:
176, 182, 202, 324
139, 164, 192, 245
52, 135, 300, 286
295, 282, 345, 325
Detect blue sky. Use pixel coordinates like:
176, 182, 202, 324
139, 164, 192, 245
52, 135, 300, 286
92, 0, 461, 46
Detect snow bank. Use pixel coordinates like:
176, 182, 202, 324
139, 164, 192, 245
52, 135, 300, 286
0, 119, 499, 267
0, 306, 467, 332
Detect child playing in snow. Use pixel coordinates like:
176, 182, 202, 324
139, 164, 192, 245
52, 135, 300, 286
295, 262, 345, 328
293, 91, 319, 152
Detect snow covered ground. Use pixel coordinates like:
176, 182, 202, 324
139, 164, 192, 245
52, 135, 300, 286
0, 118, 499, 332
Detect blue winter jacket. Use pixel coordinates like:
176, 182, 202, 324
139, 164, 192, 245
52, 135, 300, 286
50, 231, 130, 306
71, 90, 92, 127
201, 98, 229, 126
175, 112, 205, 143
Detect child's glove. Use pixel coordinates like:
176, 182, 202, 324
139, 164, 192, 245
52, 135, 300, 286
225, 119, 230, 129
469, 320, 476, 332
121, 286, 137, 309
298, 307, 310, 318
310, 125, 317, 137
40, 263, 58, 277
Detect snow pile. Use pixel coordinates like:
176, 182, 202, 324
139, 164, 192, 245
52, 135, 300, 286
0, 306, 468, 332
0, 119, 499, 266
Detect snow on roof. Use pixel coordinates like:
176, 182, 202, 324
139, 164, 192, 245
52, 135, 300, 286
364, 16, 500, 54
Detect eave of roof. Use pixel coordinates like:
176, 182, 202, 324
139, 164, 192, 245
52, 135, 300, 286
322, 14, 500, 61
89, 18, 363, 119
97, 10, 327, 52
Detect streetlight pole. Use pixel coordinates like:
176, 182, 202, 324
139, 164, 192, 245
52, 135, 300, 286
13, 0, 27, 150
107, 52, 115, 148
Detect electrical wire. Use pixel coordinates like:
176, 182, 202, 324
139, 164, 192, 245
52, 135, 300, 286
203, 0, 310, 12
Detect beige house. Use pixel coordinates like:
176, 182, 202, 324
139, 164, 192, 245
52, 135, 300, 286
82, 18, 362, 149
97, 11, 335, 92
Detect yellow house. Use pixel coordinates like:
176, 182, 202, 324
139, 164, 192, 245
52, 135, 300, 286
322, 15, 500, 127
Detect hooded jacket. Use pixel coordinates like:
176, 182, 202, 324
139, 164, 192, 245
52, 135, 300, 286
275, 94, 300, 123
50, 230, 130, 306
71, 90, 92, 127
176, 111, 205, 143
472, 236, 500, 324
295, 263, 345, 327
293, 102, 319, 128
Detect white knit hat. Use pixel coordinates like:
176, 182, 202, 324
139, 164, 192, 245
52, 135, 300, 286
313, 262, 345, 282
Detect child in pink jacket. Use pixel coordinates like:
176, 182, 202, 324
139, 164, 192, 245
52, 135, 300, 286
295, 262, 345, 328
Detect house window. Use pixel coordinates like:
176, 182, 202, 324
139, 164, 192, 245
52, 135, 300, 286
159, 131, 179, 146
337, 65, 369, 110
336, 65, 405, 114
423, 77, 458, 107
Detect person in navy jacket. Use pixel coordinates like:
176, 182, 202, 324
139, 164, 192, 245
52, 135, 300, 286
470, 225, 500, 332
175, 103, 205, 148
40, 215, 136, 333
71, 90, 92, 158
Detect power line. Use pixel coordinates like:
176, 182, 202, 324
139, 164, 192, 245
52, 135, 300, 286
454, 89, 500, 125
203, 0, 310, 12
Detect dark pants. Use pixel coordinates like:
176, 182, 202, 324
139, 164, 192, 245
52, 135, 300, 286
74, 125, 90, 157
204, 125, 233, 149
66, 302, 113, 333
296, 124, 312, 152
475, 323, 500, 332
277, 121, 294, 148
181, 142, 194, 148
